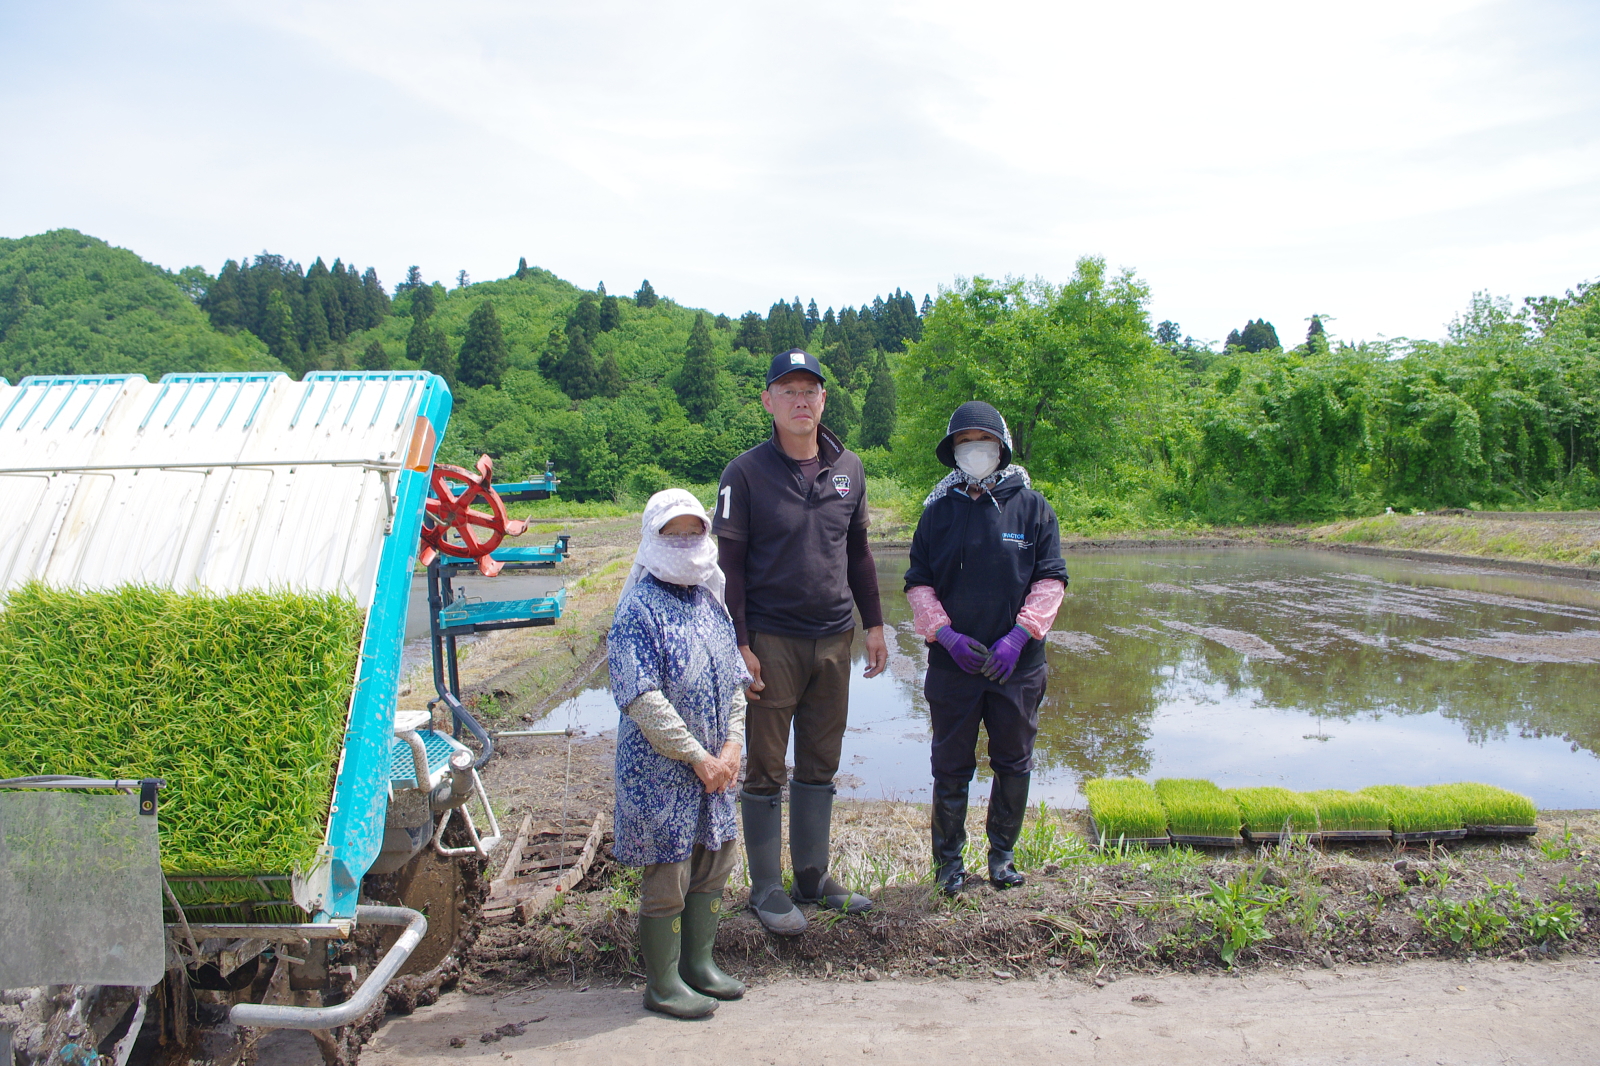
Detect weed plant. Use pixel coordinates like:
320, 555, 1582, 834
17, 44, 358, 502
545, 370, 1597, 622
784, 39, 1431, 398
1304, 789, 1392, 833
1360, 785, 1463, 834
1084, 778, 1168, 840
1154, 778, 1242, 838
0, 583, 362, 875
1227, 787, 1318, 836
1427, 782, 1537, 827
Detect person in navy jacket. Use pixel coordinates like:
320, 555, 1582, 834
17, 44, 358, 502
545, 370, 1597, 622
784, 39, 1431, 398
904, 401, 1068, 894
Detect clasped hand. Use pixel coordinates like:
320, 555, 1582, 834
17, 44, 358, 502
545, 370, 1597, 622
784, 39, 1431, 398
693, 740, 742, 794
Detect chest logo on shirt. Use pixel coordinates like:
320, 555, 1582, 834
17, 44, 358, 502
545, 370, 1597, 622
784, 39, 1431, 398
833, 474, 851, 497
1003, 531, 1032, 548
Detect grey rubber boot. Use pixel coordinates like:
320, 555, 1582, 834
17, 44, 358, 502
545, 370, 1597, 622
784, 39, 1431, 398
788, 780, 873, 913
739, 790, 807, 935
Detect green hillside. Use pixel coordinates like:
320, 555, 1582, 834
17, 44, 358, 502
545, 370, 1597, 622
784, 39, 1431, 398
4, 229, 1599, 523
0, 230, 278, 381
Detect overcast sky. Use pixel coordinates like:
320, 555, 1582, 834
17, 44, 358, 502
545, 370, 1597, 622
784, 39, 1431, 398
2, 0, 1596, 346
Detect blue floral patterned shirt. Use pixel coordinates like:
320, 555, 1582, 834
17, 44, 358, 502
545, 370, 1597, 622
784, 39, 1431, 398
608, 574, 750, 866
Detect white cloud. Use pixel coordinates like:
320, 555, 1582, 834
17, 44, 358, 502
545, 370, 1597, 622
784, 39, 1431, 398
1, 0, 1595, 342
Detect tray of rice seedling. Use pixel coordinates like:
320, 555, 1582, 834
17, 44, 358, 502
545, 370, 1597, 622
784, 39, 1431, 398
1304, 789, 1392, 842
1361, 785, 1465, 843
0, 370, 455, 924
1426, 782, 1537, 838
1084, 778, 1171, 847
1154, 778, 1243, 847
1228, 787, 1319, 844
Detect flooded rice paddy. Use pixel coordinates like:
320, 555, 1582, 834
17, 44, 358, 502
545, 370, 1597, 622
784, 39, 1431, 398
530, 548, 1600, 809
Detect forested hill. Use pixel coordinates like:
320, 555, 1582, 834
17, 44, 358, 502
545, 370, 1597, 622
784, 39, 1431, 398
0, 234, 915, 500
4, 228, 1599, 524
0, 230, 277, 381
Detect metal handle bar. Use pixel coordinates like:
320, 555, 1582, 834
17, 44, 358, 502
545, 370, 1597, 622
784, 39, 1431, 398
228, 906, 426, 1030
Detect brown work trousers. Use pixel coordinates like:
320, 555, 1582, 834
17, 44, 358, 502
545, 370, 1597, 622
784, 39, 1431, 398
743, 629, 853, 795
639, 842, 739, 919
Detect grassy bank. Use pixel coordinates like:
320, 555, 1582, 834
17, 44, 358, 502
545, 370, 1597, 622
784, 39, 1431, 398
465, 804, 1600, 989
1308, 514, 1600, 568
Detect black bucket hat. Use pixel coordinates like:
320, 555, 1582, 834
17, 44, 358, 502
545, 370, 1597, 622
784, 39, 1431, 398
935, 400, 1013, 470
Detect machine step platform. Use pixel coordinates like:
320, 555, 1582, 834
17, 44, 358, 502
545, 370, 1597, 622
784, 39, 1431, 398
388, 729, 462, 788
437, 587, 566, 634
437, 535, 569, 569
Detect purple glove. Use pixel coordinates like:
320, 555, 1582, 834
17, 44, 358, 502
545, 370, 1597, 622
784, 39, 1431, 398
982, 625, 1030, 683
936, 626, 991, 674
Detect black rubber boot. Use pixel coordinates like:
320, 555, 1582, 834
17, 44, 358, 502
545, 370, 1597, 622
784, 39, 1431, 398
931, 774, 971, 896
788, 780, 873, 913
986, 772, 1031, 889
739, 790, 807, 935
638, 914, 718, 1019
679, 892, 745, 1000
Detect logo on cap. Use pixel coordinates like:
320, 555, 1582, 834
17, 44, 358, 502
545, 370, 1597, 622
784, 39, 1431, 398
791, 353, 806, 364
833, 474, 851, 497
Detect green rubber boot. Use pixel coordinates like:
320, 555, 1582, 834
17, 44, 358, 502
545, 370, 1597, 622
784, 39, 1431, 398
638, 914, 718, 1019
679, 892, 745, 1000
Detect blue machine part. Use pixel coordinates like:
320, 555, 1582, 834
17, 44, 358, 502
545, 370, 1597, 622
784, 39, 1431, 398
315, 370, 452, 921
439, 587, 566, 632
437, 536, 570, 569
387, 729, 464, 789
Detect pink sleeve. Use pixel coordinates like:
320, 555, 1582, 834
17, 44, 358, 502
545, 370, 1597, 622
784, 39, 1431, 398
905, 585, 951, 642
1016, 579, 1065, 640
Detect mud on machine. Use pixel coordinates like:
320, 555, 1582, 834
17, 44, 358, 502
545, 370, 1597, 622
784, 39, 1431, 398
0, 371, 569, 1066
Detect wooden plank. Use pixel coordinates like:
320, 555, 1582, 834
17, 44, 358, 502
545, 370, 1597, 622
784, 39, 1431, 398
518, 811, 606, 924
491, 811, 535, 891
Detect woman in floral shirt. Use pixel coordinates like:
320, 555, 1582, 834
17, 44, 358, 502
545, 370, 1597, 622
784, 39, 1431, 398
609, 488, 750, 1019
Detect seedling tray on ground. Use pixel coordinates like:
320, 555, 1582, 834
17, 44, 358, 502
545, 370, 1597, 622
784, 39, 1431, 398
1312, 829, 1393, 844
1243, 829, 1324, 845
1170, 834, 1244, 848
1463, 824, 1537, 838
1087, 817, 1170, 849
1393, 828, 1468, 844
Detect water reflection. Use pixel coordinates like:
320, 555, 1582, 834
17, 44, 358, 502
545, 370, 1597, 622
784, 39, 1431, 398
531, 549, 1600, 809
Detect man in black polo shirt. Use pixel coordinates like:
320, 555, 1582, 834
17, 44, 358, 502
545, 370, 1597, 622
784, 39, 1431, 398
714, 348, 888, 935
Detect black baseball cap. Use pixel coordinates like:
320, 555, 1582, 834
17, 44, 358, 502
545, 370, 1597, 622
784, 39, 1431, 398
765, 348, 826, 387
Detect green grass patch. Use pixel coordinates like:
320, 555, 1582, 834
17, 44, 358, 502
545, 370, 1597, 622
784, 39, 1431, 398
1360, 785, 1463, 834
1227, 787, 1318, 836
1154, 778, 1242, 838
1426, 782, 1537, 827
1304, 789, 1392, 833
0, 583, 363, 875
1084, 778, 1168, 840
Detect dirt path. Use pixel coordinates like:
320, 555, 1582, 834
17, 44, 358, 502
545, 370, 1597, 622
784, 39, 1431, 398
350, 959, 1600, 1065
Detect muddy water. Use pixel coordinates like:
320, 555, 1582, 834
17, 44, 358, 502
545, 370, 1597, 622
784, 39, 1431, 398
526, 549, 1600, 808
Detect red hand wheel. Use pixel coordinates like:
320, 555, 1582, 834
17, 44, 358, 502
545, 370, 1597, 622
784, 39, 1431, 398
419, 454, 528, 577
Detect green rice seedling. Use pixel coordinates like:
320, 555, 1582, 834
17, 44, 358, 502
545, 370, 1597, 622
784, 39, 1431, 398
1083, 778, 1168, 841
1360, 785, 1463, 834
1227, 787, 1318, 837
0, 583, 363, 877
1154, 778, 1242, 840
1426, 782, 1537, 828
1304, 789, 1390, 833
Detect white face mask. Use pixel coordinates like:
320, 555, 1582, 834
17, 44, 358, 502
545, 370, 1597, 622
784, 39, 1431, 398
953, 439, 1001, 479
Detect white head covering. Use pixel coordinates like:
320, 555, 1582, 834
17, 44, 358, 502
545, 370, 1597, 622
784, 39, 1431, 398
620, 488, 727, 611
